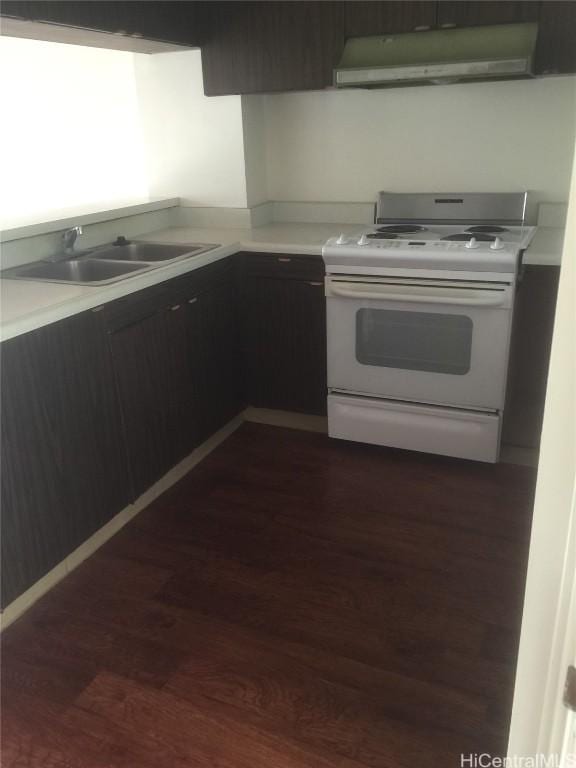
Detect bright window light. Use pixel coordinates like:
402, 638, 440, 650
0, 37, 149, 228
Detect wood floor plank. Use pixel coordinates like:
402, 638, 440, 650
2, 424, 535, 767
67, 672, 366, 768
3, 606, 186, 691
164, 618, 499, 761
2, 691, 137, 768
114, 496, 523, 632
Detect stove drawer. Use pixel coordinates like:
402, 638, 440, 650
328, 393, 501, 463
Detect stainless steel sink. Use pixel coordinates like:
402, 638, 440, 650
1, 238, 218, 285
90, 242, 216, 262
4, 259, 151, 286
1, 241, 220, 286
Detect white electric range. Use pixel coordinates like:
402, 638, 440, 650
322, 192, 536, 463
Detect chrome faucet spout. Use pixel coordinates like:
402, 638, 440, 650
62, 226, 83, 255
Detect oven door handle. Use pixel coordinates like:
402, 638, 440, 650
328, 282, 510, 308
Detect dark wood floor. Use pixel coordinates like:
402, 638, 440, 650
1, 423, 536, 768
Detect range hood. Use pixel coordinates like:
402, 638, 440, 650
334, 23, 538, 88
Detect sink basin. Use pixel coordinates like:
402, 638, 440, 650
91, 242, 217, 262
5, 259, 151, 286
1, 241, 220, 286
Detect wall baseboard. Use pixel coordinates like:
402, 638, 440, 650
244, 406, 328, 434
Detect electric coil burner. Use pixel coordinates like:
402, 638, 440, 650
466, 225, 509, 233
442, 232, 496, 242
322, 191, 536, 464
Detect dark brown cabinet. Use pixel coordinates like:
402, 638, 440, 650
199, 1, 344, 95
0, 253, 325, 608
195, 274, 244, 440
1, 310, 130, 608
106, 261, 242, 499
344, 1, 436, 37
436, 2, 539, 29
0, 1, 201, 47
534, 1, 576, 75
0, 258, 245, 607
108, 299, 181, 500
502, 265, 560, 450
242, 253, 327, 416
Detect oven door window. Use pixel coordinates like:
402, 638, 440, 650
356, 309, 473, 375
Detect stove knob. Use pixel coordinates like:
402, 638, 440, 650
490, 236, 504, 251
465, 236, 479, 249
358, 234, 370, 246
336, 234, 347, 245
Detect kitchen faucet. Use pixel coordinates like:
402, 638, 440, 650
45, 226, 84, 262
62, 226, 83, 254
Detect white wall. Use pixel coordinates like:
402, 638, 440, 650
133, 49, 248, 209
241, 95, 269, 207
0, 37, 149, 228
263, 77, 576, 214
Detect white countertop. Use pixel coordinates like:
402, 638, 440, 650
522, 226, 566, 267
0, 222, 564, 342
137, 222, 363, 253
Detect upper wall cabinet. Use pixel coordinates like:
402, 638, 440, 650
0, 1, 201, 47
534, 1, 576, 75
436, 2, 539, 29
344, 2, 437, 37
199, 1, 344, 96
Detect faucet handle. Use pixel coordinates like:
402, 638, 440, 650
63, 225, 82, 236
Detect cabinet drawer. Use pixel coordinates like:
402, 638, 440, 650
102, 259, 236, 334
172, 257, 237, 299
243, 252, 325, 281
102, 281, 178, 334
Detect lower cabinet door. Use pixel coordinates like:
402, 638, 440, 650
108, 307, 177, 500
243, 276, 327, 415
1, 310, 130, 608
195, 275, 243, 441
107, 269, 243, 501
54, 311, 132, 551
1, 331, 68, 608
502, 265, 560, 448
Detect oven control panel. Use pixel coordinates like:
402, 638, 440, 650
326, 236, 515, 253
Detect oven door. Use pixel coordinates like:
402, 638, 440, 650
326, 276, 514, 411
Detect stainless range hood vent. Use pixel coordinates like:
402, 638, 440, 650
334, 23, 538, 88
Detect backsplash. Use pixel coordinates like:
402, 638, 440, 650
0, 205, 178, 271
262, 76, 576, 221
